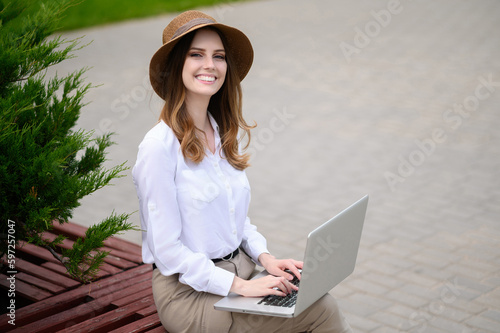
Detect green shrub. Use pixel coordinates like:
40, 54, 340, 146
0, 0, 137, 283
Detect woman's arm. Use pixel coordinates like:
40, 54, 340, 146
133, 134, 234, 296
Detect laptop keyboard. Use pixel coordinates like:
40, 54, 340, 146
257, 275, 300, 308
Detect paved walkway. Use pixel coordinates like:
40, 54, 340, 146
52, 0, 500, 331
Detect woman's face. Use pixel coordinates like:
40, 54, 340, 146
182, 28, 227, 101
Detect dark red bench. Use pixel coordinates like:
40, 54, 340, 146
0, 222, 167, 333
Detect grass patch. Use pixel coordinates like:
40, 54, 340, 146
0, 0, 246, 32
59, 0, 246, 31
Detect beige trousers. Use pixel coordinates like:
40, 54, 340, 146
152, 252, 352, 333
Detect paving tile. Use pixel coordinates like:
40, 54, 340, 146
384, 288, 430, 309
337, 296, 385, 318
474, 288, 500, 308
330, 284, 356, 299
415, 265, 457, 283
369, 310, 414, 331
371, 326, 405, 333
344, 277, 391, 296
408, 326, 448, 333
438, 306, 473, 323
396, 270, 442, 289
427, 314, 478, 332
446, 298, 488, 316
343, 312, 382, 332
363, 271, 407, 290
464, 315, 500, 333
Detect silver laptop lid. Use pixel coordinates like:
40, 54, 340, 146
294, 195, 368, 316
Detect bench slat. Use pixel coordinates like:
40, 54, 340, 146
136, 304, 158, 318
89, 270, 152, 300
101, 246, 143, 264
16, 272, 65, 294
143, 326, 168, 333
7, 297, 112, 333
107, 313, 162, 333
17, 242, 61, 264
41, 261, 110, 279
0, 257, 80, 288
58, 296, 154, 333
111, 286, 153, 307
0, 273, 52, 302
17, 241, 123, 274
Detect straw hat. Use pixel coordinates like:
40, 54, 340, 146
149, 10, 254, 100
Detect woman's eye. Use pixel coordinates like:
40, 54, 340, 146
214, 54, 226, 60
190, 53, 202, 57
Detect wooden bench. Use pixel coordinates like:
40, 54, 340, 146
0, 222, 167, 332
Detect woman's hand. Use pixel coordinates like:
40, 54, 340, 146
229, 275, 298, 297
228, 253, 303, 297
258, 253, 303, 281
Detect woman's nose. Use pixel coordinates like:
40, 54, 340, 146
203, 56, 215, 69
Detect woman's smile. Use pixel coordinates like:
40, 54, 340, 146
195, 74, 217, 83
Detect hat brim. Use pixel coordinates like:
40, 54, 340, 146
149, 22, 253, 100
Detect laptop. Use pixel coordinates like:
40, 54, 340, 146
214, 195, 369, 318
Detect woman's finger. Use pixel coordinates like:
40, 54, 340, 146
277, 276, 297, 294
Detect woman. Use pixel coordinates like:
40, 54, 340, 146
133, 10, 352, 333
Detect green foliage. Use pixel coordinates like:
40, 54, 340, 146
0, 0, 138, 282
62, 212, 133, 282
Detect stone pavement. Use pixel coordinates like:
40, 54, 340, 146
49, 0, 500, 331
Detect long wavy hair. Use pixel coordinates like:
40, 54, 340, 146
157, 27, 254, 170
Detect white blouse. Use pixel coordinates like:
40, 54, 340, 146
132, 114, 269, 296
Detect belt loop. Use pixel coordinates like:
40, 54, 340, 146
222, 250, 235, 261
212, 248, 239, 263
